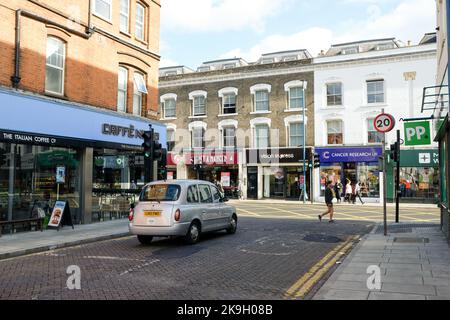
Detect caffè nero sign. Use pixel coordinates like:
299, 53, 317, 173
102, 123, 144, 139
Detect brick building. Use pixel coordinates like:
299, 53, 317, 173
0, 0, 164, 228
159, 51, 315, 200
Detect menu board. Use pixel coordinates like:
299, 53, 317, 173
221, 172, 231, 187
47, 201, 74, 230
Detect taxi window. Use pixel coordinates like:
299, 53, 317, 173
211, 186, 221, 202
187, 185, 199, 203
140, 184, 181, 202
199, 184, 213, 203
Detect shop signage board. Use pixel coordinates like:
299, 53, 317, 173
47, 201, 74, 230
399, 149, 439, 167
316, 147, 382, 163
246, 148, 312, 164
168, 151, 238, 166
404, 121, 432, 146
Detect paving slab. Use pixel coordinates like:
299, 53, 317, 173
368, 292, 426, 300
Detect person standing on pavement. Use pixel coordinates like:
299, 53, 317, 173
334, 180, 342, 203
345, 179, 352, 203
318, 181, 335, 223
355, 181, 365, 204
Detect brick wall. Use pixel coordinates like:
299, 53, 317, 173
0, 0, 160, 118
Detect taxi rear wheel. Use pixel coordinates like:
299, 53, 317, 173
226, 214, 237, 234
185, 221, 200, 245
137, 235, 153, 245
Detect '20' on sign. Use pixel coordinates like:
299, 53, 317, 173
374, 113, 396, 133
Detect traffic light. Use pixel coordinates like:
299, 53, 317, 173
157, 149, 167, 180
142, 130, 152, 158
152, 139, 163, 162
313, 153, 320, 168
0, 148, 6, 166
390, 142, 400, 162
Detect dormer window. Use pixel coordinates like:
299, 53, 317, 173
283, 56, 297, 62
261, 58, 274, 64
376, 43, 394, 51
165, 71, 177, 76
223, 63, 236, 69
198, 66, 210, 72
341, 46, 358, 55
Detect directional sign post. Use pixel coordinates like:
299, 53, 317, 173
375, 111, 395, 236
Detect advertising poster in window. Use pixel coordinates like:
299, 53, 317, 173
221, 172, 231, 187
48, 201, 67, 227
167, 172, 174, 180
56, 166, 65, 184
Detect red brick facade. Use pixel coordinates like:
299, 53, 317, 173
0, 0, 160, 118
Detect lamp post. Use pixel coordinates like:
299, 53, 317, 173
302, 81, 308, 204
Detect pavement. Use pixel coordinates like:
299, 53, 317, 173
313, 222, 450, 300
0, 219, 129, 261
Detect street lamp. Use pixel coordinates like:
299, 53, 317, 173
301, 81, 308, 204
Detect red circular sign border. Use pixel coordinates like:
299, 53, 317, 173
374, 113, 395, 133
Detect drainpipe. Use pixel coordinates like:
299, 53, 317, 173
11, 9, 22, 88
11, 9, 94, 89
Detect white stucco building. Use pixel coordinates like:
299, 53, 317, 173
313, 35, 437, 203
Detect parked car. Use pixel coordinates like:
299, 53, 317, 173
129, 180, 238, 245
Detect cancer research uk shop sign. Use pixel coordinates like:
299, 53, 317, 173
316, 147, 382, 163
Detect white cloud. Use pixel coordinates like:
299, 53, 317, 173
218, 0, 435, 62
220, 27, 333, 61
159, 57, 180, 68
161, 0, 292, 33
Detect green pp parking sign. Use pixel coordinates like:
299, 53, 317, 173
404, 121, 431, 146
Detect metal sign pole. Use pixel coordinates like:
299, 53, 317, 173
382, 132, 388, 236
395, 129, 400, 223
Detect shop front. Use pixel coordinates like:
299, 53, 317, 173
245, 148, 313, 200
0, 88, 166, 232
315, 146, 382, 202
386, 149, 440, 203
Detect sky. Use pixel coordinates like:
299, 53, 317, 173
159, 0, 436, 69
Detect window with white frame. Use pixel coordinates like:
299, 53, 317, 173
327, 120, 343, 145
342, 46, 358, 55
135, 3, 145, 41
255, 124, 269, 148
167, 129, 175, 151
192, 127, 205, 149
164, 99, 176, 118
288, 87, 304, 109
45, 37, 65, 95
223, 93, 236, 114
119, 0, 130, 33
367, 80, 385, 104
133, 72, 147, 116
223, 127, 236, 148
117, 67, 128, 112
367, 119, 383, 143
254, 90, 269, 111
193, 96, 206, 116
326, 83, 342, 106
93, 0, 112, 21
289, 122, 304, 147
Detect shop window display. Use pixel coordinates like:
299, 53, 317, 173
399, 167, 439, 199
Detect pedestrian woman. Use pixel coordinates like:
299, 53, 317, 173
334, 180, 342, 203
345, 179, 352, 203
318, 181, 335, 223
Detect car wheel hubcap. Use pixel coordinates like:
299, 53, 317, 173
191, 225, 199, 240
231, 219, 236, 230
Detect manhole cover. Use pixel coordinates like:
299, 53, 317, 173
393, 237, 430, 243
302, 234, 342, 243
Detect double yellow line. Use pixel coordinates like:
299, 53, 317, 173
284, 235, 359, 299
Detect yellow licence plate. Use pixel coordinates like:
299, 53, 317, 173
144, 211, 161, 217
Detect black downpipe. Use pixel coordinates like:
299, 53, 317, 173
11, 9, 21, 88
11, 9, 93, 89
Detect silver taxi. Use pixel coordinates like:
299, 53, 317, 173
129, 180, 238, 245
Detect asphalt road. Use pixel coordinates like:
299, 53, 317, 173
0, 217, 373, 300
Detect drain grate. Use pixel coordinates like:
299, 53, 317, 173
376, 224, 439, 234
393, 237, 430, 243
302, 234, 342, 243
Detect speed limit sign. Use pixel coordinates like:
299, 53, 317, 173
374, 113, 396, 133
